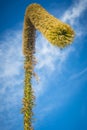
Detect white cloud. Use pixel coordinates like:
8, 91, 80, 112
62, 0, 87, 25
0, 30, 24, 113
0, 30, 23, 78
70, 67, 87, 80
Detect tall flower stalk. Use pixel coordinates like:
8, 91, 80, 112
22, 3, 75, 130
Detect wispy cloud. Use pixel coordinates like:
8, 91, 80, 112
62, 0, 87, 25
0, 30, 23, 78
0, 30, 24, 130
70, 67, 87, 80
0, 30, 24, 112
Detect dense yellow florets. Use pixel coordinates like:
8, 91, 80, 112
22, 3, 75, 130
23, 3, 75, 56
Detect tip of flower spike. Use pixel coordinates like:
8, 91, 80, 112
45, 23, 75, 48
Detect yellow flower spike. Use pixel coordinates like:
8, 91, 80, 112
22, 3, 75, 130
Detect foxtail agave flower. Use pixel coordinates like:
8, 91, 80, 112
22, 3, 75, 130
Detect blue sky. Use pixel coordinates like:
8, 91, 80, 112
0, 0, 87, 130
